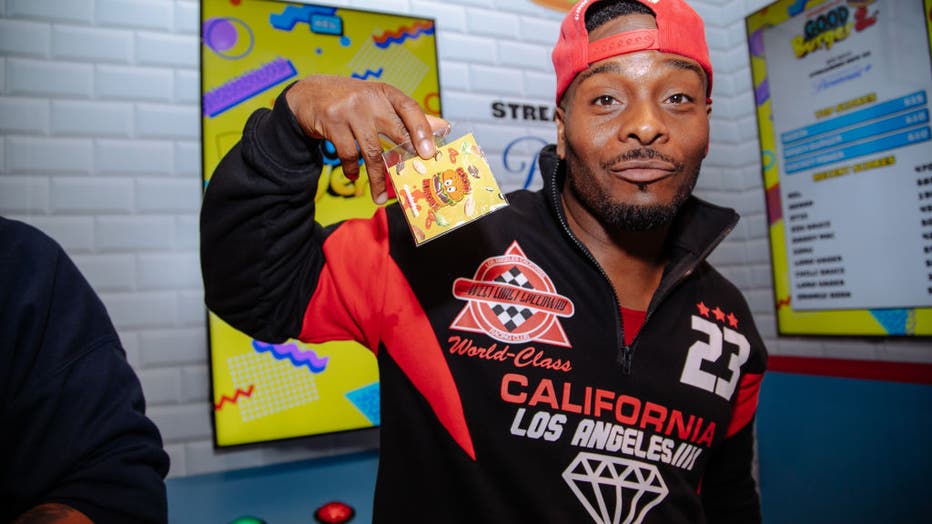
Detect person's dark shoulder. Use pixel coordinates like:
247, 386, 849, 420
0, 216, 60, 250
0, 217, 68, 324
0, 216, 120, 374
0, 217, 64, 268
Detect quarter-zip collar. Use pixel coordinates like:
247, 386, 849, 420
537, 144, 740, 372
538, 144, 739, 292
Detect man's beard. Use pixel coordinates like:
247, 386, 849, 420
564, 143, 699, 232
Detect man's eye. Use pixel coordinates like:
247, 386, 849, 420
668, 93, 693, 104
592, 95, 616, 106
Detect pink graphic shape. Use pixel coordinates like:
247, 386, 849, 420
204, 18, 237, 51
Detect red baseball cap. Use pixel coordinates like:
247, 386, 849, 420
552, 0, 713, 104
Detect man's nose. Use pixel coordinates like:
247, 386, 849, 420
619, 100, 667, 145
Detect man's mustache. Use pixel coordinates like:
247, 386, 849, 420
600, 148, 682, 170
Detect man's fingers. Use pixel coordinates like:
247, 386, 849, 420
386, 87, 437, 159
329, 127, 361, 181
288, 77, 445, 205
352, 123, 390, 204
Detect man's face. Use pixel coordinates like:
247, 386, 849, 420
556, 13, 711, 231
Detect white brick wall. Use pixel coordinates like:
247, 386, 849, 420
52, 25, 134, 63
0, 19, 51, 56
51, 100, 133, 137
7, 58, 94, 97
7, 0, 93, 23
95, 65, 174, 101
2, 0, 928, 482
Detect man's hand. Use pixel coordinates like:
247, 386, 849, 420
285, 75, 450, 204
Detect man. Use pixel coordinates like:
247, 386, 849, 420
200, 0, 767, 522
1, 217, 170, 523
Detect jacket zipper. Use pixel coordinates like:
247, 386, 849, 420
545, 159, 738, 375
545, 161, 632, 374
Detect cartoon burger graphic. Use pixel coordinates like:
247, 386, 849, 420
423, 167, 472, 210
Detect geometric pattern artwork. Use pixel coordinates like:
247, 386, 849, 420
227, 351, 319, 422
345, 382, 380, 425
347, 37, 428, 96
372, 20, 434, 49
203, 0, 440, 445
869, 308, 916, 335
563, 452, 669, 524
251, 340, 330, 373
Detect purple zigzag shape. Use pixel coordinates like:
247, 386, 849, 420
252, 340, 329, 373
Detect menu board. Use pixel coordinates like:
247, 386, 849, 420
747, 0, 932, 335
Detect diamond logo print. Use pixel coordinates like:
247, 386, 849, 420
563, 452, 669, 524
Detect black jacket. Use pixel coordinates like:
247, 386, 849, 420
0, 217, 169, 523
201, 92, 767, 523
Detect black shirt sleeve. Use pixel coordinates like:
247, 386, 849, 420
700, 418, 762, 524
200, 86, 331, 343
0, 217, 170, 524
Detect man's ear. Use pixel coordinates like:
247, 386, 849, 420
555, 106, 566, 159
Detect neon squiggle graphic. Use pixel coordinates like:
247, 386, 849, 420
252, 340, 329, 373
373, 21, 435, 49
776, 297, 791, 310
214, 384, 255, 410
269, 5, 337, 31
351, 67, 384, 80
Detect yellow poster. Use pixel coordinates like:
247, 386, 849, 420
201, 0, 440, 446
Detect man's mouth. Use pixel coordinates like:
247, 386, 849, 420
608, 161, 676, 185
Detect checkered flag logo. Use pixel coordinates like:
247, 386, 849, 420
492, 266, 535, 331
496, 266, 534, 289
450, 240, 575, 347
491, 304, 534, 331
